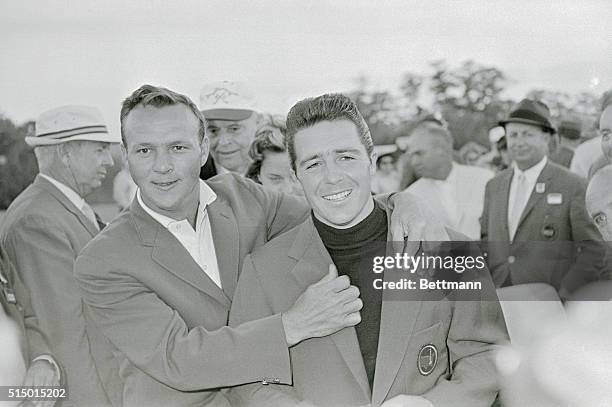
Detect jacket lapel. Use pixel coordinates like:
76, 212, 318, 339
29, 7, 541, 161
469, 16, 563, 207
34, 175, 99, 237
289, 218, 372, 402
515, 162, 554, 232
372, 294, 423, 406
207, 197, 240, 300
130, 198, 231, 308
371, 211, 424, 406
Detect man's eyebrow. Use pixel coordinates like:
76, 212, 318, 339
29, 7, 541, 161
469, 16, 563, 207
299, 153, 321, 166
335, 148, 363, 155
299, 148, 364, 166
132, 142, 153, 147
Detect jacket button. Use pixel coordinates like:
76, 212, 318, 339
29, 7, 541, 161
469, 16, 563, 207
273, 378, 281, 384
261, 379, 269, 385
508, 256, 515, 264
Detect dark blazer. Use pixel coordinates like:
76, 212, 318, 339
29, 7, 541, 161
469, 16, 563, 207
0, 175, 121, 407
229, 207, 508, 407
480, 161, 606, 295
200, 155, 218, 180
75, 174, 309, 407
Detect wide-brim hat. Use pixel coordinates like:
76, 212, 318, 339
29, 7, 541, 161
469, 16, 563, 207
199, 81, 258, 121
558, 119, 582, 140
26, 105, 120, 146
499, 98, 556, 134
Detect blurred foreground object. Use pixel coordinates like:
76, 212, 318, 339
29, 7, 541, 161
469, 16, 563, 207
496, 282, 612, 406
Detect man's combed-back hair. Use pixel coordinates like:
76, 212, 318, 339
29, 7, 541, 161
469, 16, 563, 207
120, 84, 207, 147
285, 93, 373, 171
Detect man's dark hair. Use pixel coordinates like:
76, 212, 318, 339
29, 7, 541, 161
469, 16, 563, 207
285, 93, 373, 171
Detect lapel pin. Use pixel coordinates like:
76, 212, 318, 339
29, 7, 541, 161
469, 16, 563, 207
2, 286, 17, 304
417, 344, 438, 376
535, 183, 545, 193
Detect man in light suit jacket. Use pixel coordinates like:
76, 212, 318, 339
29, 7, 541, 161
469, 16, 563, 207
480, 99, 606, 298
74, 85, 441, 407
229, 94, 508, 407
0, 105, 123, 406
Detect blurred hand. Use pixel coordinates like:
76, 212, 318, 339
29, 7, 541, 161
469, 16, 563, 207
282, 264, 362, 346
23, 360, 59, 407
380, 394, 434, 407
389, 191, 449, 254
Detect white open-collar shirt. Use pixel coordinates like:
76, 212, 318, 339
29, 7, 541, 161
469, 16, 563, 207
138, 180, 222, 288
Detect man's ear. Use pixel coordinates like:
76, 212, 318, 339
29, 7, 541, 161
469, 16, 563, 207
200, 136, 210, 167
369, 151, 378, 175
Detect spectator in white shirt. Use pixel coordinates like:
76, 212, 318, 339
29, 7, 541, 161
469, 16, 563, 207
405, 121, 494, 239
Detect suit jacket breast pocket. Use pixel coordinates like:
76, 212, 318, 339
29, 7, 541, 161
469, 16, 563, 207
399, 321, 449, 394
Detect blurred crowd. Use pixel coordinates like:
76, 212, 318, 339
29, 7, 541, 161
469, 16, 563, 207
1, 80, 611, 407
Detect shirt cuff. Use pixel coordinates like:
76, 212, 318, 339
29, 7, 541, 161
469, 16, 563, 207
32, 354, 61, 382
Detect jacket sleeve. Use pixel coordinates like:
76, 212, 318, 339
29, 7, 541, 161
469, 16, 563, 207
559, 177, 607, 296
0, 244, 54, 366
74, 251, 293, 392
237, 175, 309, 241
421, 299, 508, 407
228, 254, 304, 407
3, 216, 110, 405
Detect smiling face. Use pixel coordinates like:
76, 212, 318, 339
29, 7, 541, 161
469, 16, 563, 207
294, 119, 375, 229
505, 122, 550, 170
123, 104, 208, 220
207, 115, 258, 173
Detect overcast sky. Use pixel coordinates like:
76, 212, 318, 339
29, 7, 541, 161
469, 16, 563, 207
1, 0, 610, 135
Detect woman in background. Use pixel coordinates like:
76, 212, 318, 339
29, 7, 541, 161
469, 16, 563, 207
246, 115, 303, 196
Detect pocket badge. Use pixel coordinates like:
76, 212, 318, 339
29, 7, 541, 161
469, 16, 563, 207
541, 225, 556, 239
546, 193, 563, 205
417, 344, 438, 376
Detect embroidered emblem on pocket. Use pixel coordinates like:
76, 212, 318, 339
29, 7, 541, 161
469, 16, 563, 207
417, 344, 438, 376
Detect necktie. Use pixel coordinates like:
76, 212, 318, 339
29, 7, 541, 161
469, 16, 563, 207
81, 202, 100, 231
508, 173, 529, 240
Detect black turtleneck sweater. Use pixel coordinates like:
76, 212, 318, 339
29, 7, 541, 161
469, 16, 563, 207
313, 203, 388, 388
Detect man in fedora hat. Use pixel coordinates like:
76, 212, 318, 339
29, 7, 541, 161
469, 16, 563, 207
0, 105, 122, 406
199, 81, 261, 179
480, 98, 606, 298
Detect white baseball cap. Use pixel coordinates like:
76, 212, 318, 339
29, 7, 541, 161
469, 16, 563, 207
199, 81, 258, 121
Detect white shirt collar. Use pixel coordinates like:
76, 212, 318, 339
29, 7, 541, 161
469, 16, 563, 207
137, 180, 217, 229
39, 173, 86, 210
512, 156, 547, 183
